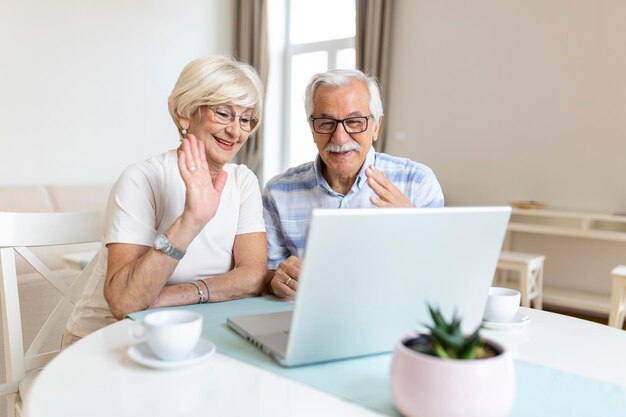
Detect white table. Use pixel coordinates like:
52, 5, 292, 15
23, 308, 626, 417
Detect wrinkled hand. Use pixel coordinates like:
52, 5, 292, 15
366, 165, 413, 208
270, 256, 301, 299
177, 135, 228, 227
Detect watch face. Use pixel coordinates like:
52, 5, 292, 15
153, 234, 184, 260
154, 235, 167, 250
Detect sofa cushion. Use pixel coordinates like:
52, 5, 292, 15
48, 184, 110, 212
0, 186, 55, 212
0, 184, 110, 213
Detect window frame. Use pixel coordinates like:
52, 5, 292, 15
263, 0, 356, 183
280, 1, 355, 172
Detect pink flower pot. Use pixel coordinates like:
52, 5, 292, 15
390, 332, 515, 417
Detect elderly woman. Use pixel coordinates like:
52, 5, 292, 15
64, 56, 266, 344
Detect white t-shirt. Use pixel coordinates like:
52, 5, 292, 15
67, 150, 265, 337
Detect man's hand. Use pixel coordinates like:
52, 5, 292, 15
366, 165, 413, 208
269, 256, 301, 299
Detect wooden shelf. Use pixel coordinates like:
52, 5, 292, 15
509, 208, 626, 242
542, 286, 610, 315
506, 207, 625, 314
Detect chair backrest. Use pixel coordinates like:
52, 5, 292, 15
0, 210, 104, 397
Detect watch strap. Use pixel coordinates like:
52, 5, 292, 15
154, 234, 186, 260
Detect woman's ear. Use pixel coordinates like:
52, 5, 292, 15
177, 115, 190, 136
177, 115, 189, 130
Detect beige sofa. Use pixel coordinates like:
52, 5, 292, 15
0, 184, 111, 403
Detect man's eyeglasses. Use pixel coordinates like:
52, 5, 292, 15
206, 105, 259, 132
309, 115, 374, 134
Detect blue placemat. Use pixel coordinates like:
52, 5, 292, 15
129, 297, 626, 417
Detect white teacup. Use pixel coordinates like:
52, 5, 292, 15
131, 310, 203, 361
483, 287, 521, 323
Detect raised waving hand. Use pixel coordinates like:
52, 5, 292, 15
177, 134, 228, 227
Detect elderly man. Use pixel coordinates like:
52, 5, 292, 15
263, 69, 444, 298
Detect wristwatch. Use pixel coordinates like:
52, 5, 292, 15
153, 234, 186, 260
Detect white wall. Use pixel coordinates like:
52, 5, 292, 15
386, 0, 626, 214
0, 0, 234, 185
385, 1, 626, 302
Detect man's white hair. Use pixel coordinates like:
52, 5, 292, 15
304, 69, 383, 122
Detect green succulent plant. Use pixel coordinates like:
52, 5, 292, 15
406, 304, 494, 360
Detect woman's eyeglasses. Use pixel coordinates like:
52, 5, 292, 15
207, 105, 259, 132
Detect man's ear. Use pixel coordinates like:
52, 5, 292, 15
373, 115, 384, 141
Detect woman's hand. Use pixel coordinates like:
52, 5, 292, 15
177, 134, 228, 227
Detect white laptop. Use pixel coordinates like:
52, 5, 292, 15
227, 206, 511, 367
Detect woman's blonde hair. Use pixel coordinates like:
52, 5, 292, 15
168, 56, 264, 136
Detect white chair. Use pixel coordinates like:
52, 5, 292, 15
608, 265, 626, 329
0, 210, 103, 417
494, 251, 545, 309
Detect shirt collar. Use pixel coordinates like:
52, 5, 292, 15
313, 155, 331, 192
354, 147, 376, 189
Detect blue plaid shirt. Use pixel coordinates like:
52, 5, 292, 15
262, 148, 444, 270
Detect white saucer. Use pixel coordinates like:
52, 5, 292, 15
482, 311, 531, 330
127, 338, 216, 370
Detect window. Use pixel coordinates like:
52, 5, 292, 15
263, 0, 356, 183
